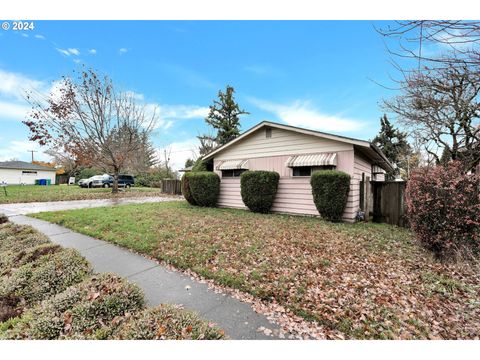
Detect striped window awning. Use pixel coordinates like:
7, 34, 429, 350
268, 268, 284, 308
216, 159, 249, 170
286, 153, 337, 167
372, 165, 386, 174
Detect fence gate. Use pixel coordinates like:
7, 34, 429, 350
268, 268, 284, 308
372, 181, 406, 227
161, 179, 182, 195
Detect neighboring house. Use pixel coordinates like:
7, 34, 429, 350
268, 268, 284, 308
0, 161, 57, 185
203, 121, 393, 222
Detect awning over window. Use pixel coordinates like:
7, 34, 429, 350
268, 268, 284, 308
286, 153, 337, 167
216, 159, 249, 170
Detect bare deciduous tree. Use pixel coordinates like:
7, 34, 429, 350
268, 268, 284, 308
383, 63, 480, 169
378, 20, 480, 69
44, 148, 80, 177
24, 69, 157, 193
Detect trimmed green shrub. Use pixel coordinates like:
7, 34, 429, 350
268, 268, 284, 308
181, 173, 197, 205
0, 223, 49, 254
0, 214, 8, 225
1, 273, 145, 339
240, 171, 280, 213
310, 170, 351, 222
108, 305, 226, 340
0, 243, 61, 277
188, 172, 220, 207
0, 248, 92, 307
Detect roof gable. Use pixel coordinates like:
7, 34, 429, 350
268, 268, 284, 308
203, 121, 393, 172
0, 161, 57, 171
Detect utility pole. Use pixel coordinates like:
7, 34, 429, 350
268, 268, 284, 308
163, 149, 171, 178
28, 150, 38, 162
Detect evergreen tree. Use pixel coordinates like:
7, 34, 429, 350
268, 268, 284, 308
372, 114, 412, 179
205, 85, 249, 145
439, 147, 452, 165
184, 158, 195, 168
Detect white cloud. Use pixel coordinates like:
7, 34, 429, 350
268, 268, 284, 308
249, 98, 364, 133
56, 48, 80, 56
88, 49, 97, 54
0, 140, 51, 162
56, 48, 70, 56
159, 105, 209, 120
73, 59, 82, 64
34, 34, 46, 40
156, 138, 200, 172
68, 48, 80, 56
21, 33, 29, 38
0, 101, 31, 121
119, 48, 128, 54
127, 91, 207, 131
0, 68, 44, 100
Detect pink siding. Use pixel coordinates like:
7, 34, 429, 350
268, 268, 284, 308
217, 178, 245, 209
342, 153, 373, 220
214, 150, 362, 222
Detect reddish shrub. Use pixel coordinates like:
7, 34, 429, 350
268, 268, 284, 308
405, 161, 480, 260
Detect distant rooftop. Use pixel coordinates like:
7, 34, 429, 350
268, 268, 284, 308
0, 161, 57, 171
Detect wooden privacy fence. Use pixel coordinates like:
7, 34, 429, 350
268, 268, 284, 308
161, 179, 182, 195
371, 181, 407, 227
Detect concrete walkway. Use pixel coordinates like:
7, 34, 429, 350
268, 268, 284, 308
0, 196, 181, 216
8, 215, 278, 340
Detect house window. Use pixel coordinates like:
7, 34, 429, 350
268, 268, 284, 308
22, 170, 37, 175
265, 127, 272, 138
293, 167, 312, 177
292, 166, 335, 177
221, 169, 246, 178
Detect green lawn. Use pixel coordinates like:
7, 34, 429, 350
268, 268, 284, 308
33, 201, 480, 339
0, 185, 167, 204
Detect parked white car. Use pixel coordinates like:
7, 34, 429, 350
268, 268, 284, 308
79, 174, 111, 188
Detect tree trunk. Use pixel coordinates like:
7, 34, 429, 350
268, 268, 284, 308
112, 169, 119, 194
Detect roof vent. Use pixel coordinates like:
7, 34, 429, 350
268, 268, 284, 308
265, 127, 272, 138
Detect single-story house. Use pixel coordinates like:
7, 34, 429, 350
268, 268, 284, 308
0, 161, 57, 185
203, 121, 393, 222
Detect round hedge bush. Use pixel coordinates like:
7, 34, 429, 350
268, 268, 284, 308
181, 173, 197, 205
1, 273, 145, 339
240, 171, 280, 213
109, 305, 226, 340
0, 248, 92, 306
310, 170, 351, 222
0, 243, 61, 277
0, 223, 49, 254
188, 172, 220, 207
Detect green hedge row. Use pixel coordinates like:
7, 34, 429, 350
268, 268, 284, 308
240, 171, 279, 213
310, 170, 351, 222
182, 172, 220, 207
180, 168, 351, 222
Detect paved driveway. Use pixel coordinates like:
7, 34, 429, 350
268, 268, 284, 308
0, 196, 181, 216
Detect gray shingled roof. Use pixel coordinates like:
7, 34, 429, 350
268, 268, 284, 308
0, 161, 57, 171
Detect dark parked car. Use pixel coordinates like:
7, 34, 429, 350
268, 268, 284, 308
108, 174, 135, 188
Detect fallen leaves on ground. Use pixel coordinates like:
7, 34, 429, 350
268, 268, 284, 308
34, 202, 480, 339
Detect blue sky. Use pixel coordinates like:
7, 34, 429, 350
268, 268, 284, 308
0, 20, 414, 169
